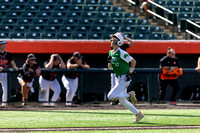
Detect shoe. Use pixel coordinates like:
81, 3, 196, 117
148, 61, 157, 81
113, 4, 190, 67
110, 101, 119, 105
22, 101, 27, 106
66, 103, 72, 106
129, 91, 137, 106
134, 112, 144, 123
42, 103, 50, 106
2, 103, 7, 106
169, 102, 176, 105
50, 102, 55, 106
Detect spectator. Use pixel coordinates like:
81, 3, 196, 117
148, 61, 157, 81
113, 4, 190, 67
17, 53, 40, 106
158, 47, 182, 105
62, 52, 90, 106
0, 40, 18, 106
39, 54, 65, 106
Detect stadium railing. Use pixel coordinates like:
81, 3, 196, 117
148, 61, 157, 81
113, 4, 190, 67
1, 67, 198, 105
185, 19, 200, 40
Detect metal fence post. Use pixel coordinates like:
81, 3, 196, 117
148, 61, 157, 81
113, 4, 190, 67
147, 73, 152, 105
78, 73, 84, 103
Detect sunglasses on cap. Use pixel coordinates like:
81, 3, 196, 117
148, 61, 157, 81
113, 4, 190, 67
0, 41, 6, 44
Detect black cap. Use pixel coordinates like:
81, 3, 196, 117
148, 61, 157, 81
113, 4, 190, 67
53, 56, 59, 61
27, 53, 36, 60
73, 52, 82, 59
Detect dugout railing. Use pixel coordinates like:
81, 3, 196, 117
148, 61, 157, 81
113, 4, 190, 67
1, 68, 200, 105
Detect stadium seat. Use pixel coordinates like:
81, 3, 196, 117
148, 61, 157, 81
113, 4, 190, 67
51, 12, 66, 19
40, 5, 54, 12
81, 12, 97, 19
104, 26, 119, 34
90, 26, 104, 34
71, 33, 86, 39
134, 26, 149, 34
56, 33, 70, 39
13, 25, 28, 33
112, 6, 125, 13
194, 2, 200, 7
86, 0, 99, 6
54, 5, 68, 12
149, 26, 164, 35
100, 0, 113, 6
24, 5, 39, 12
110, 12, 124, 19
9, 33, 25, 39
166, 1, 181, 8
193, 8, 200, 13
162, 33, 177, 40
0, 25, 12, 33
68, 5, 84, 13
0, 33, 9, 39
148, 33, 162, 40
28, 0, 41, 5
180, 1, 194, 8
124, 12, 138, 20
84, 6, 98, 13
29, 26, 43, 33
63, 18, 78, 26
78, 18, 93, 26
98, 6, 112, 12
95, 12, 111, 20
25, 32, 41, 39
108, 19, 122, 26
122, 19, 137, 26
41, 0, 56, 5
120, 26, 134, 34
192, 13, 200, 20
59, 26, 74, 33
17, 18, 32, 26
9, 5, 25, 12
66, 12, 81, 19
136, 19, 151, 27
180, 7, 193, 14
5, 12, 20, 19
41, 33, 56, 39
21, 12, 36, 19
44, 26, 59, 33
0, 0, 12, 5
57, 0, 71, 4
133, 33, 148, 40
87, 33, 102, 39
0, 5, 10, 12
2, 19, 17, 25
93, 19, 107, 26
74, 26, 89, 33
71, 0, 86, 5
0, 12, 4, 18
32, 19, 47, 26
36, 12, 51, 19
47, 19, 63, 26
102, 33, 112, 40
13, 0, 27, 5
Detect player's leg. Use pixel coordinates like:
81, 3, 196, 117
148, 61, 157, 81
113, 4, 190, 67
107, 75, 130, 100
39, 76, 50, 105
1, 73, 7, 106
159, 79, 168, 102
62, 75, 74, 105
50, 79, 61, 104
169, 79, 180, 103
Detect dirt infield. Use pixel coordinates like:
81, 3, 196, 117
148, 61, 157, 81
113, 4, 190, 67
0, 103, 200, 132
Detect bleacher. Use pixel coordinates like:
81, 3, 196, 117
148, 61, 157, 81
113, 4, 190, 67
153, 0, 200, 33
0, 0, 177, 40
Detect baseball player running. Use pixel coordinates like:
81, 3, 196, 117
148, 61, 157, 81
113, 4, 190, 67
107, 32, 144, 122
0, 41, 18, 106
39, 54, 65, 106
17, 53, 40, 106
62, 52, 90, 106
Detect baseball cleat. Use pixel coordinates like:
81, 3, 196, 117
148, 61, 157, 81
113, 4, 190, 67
129, 91, 137, 106
134, 112, 144, 123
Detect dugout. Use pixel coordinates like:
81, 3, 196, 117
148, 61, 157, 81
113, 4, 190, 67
1, 40, 200, 104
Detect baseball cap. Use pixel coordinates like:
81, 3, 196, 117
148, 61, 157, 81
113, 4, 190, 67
73, 52, 82, 59
27, 53, 36, 60
0, 41, 7, 44
53, 56, 59, 61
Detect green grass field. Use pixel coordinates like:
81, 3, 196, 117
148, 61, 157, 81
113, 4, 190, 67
0, 109, 200, 132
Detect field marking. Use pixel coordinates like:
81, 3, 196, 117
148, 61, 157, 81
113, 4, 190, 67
0, 125, 200, 132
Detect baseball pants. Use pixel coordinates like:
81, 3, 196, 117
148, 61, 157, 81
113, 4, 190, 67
0, 73, 7, 104
39, 76, 61, 102
62, 75, 78, 103
107, 74, 139, 115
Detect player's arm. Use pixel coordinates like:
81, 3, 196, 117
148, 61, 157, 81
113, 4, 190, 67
45, 55, 55, 69
129, 58, 136, 74
67, 60, 79, 69
10, 60, 18, 71
124, 36, 134, 46
57, 54, 65, 69
80, 60, 90, 69
195, 57, 200, 72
